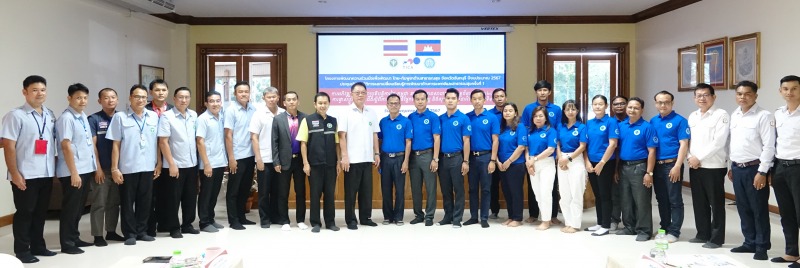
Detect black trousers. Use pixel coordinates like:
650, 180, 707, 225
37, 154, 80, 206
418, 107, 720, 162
380, 155, 405, 222
256, 163, 277, 225
226, 156, 255, 225
198, 167, 225, 228
490, 171, 501, 215
500, 163, 525, 221
689, 167, 726, 245
156, 166, 198, 232
731, 163, 771, 251
59, 173, 92, 249
11, 177, 53, 254
277, 157, 307, 225
588, 160, 617, 228
438, 154, 465, 224
774, 162, 800, 256
119, 172, 154, 239
344, 162, 374, 225
309, 164, 336, 227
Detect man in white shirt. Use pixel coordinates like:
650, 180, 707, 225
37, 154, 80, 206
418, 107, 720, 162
338, 82, 380, 230
770, 75, 800, 265
686, 83, 729, 249
727, 80, 775, 261
250, 87, 284, 229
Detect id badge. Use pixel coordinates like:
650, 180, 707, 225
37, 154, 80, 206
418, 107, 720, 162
139, 136, 146, 149
86, 137, 92, 146
34, 139, 48, 155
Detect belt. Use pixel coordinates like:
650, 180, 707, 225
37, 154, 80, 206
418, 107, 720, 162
776, 158, 800, 167
383, 152, 405, 158
620, 159, 647, 166
442, 151, 462, 158
656, 158, 676, 165
292, 153, 300, 159
733, 159, 760, 168
471, 150, 492, 157
413, 148, 433, 156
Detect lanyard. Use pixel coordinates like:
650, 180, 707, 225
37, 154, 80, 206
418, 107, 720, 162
67, 109, 88, 133
31, 110, 46, 140
133, 112, 148, 135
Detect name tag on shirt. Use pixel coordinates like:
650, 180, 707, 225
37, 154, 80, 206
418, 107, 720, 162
35, 139, 48, 155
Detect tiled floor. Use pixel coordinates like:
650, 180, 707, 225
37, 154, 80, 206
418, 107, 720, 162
0, 187, 791, 267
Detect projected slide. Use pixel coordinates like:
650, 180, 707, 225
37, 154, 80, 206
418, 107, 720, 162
318, 34, 506, 118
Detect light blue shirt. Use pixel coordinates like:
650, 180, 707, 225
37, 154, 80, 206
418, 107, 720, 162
158, 107, 198, 168
224, 102, 256, 160
197, 110, 227, 169
55, 107, 97, 177
106, 108, 159, 174
1, 103, 56, 180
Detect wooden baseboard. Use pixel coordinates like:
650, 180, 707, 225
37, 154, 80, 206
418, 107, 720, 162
0, 213, 12, 228
682, 181, 779, 214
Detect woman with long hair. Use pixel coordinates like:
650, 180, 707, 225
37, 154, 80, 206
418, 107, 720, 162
583, 95, 619, 236
556, 100, 587, 233
526, 106, 557, 230
496, 103, 527, 227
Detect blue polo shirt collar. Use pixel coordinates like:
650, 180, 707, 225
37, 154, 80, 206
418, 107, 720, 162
658, 110, 677, 120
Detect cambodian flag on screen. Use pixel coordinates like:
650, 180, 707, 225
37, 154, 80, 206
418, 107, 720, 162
383, 40, 408, 56
415, 40, 441, 56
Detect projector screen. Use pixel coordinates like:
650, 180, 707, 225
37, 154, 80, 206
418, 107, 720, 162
318, 33, 506, 119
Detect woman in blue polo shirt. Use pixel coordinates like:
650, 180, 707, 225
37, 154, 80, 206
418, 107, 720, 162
584, 95, 619, 236
617, 97, 658, 242
496, 103, 527, 227
555, 100, 587, 233
526, 106, 557, 230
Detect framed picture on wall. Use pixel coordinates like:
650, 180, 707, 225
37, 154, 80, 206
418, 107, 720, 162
678, 45, 700, 91
139, 64, 165, 87
729, 32, 760, 88
701, 37, 728, 89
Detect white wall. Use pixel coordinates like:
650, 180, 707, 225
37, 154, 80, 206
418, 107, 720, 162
0, 0, 188, 217
636, 0, 800, 205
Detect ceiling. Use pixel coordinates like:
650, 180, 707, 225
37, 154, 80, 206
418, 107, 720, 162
172, 0, 669, 18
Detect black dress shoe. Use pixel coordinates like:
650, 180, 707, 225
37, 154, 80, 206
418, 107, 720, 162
61, 247, 84, 254
790, 262, 800, 268
480, 220, 490, 228
463, 219, 479, 226
181, 227, 200, 234
361, 220, 378, 227
230, 224, 246, 230
425, 220, 433, 226
410, 218, 424, 225
124, 238, 136, 245
260, 224, 270, 229
347, 223, 358, 230
436, 220, 451, 226
754, 251, 768, 260
241, 218, 256, 225
16, 252, 39, 263
170, 230, 183, 238
327, 225, 340, 231
106, 232, 126, 241
688, 237, 707, 243
770, 256, 797, 263
138, 234, 155, 241
731, 245, 756, 253
311, 226, 321, 233
452, 222, 462, 228
75, 240, 94, 247
31, 249, 57, 257
146, 231, 157, 237
94, 236, 108, 247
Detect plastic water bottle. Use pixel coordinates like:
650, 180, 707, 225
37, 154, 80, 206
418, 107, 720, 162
650, 229, 669, 264
170, 250, 185, 268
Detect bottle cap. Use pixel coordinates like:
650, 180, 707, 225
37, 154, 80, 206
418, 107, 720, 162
658, 229, 666, 234
173, 250, 182, 255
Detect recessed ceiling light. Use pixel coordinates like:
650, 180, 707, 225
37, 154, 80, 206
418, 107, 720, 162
491, 0, 501, 2
318, 0, 327, 3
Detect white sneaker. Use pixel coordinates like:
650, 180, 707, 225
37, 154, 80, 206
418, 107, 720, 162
584, 224, 601, 231
297, 222, 309, 230
281, 224, 291, 231
665, 234, 678, 243
609, 222, 619, 231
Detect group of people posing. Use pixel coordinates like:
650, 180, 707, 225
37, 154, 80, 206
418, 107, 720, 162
4, 75, 800, 267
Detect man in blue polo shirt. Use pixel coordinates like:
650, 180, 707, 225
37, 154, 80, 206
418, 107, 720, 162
617, 97, 658, 242
520, 80, 562, 225
2, 75, 57, 263
408, 90, 441, 226
465, 89, 499, 228
650, 91, 690, 243
438, 88, 471, 228
378, 93, 413, 225
488, 88, 506, 219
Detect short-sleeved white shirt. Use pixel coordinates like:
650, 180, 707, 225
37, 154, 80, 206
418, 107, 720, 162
249, 106, 284, 163
337, 103, 380, 163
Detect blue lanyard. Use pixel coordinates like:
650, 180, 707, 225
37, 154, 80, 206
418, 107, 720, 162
67, 109, 88, 133
31, 110, 46, 140
133, 112, 148, 135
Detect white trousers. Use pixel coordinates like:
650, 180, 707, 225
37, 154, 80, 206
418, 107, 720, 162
530, 157, 557, 221
557, 152, 587, 229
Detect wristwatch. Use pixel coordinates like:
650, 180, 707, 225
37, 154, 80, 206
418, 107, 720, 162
533, 156, 538, 162
463, 160, 469, 164
567, 156, 573, 162
646, 171, 654, 176
758, 171, 767, 176
433, 158, 439, 162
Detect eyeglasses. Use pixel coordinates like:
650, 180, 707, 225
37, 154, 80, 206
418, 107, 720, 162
655, 101, 672, 106
695, 94, 712, 99
131, 95, 148, 100
352, 91, 367, 96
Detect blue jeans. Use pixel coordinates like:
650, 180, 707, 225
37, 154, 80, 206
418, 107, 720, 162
731, 163, 771, 252
468, 153, 492, 221
653, 161, 684, 237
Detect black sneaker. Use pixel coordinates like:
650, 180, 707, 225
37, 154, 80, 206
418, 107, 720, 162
94, 236, 108, 247
425, 220, 433, 226
480, 220, 490, 228
452, 222, 462, 228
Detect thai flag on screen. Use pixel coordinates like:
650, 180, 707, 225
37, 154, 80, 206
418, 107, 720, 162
415, 40, 441, 56
383, 40, 408, 56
